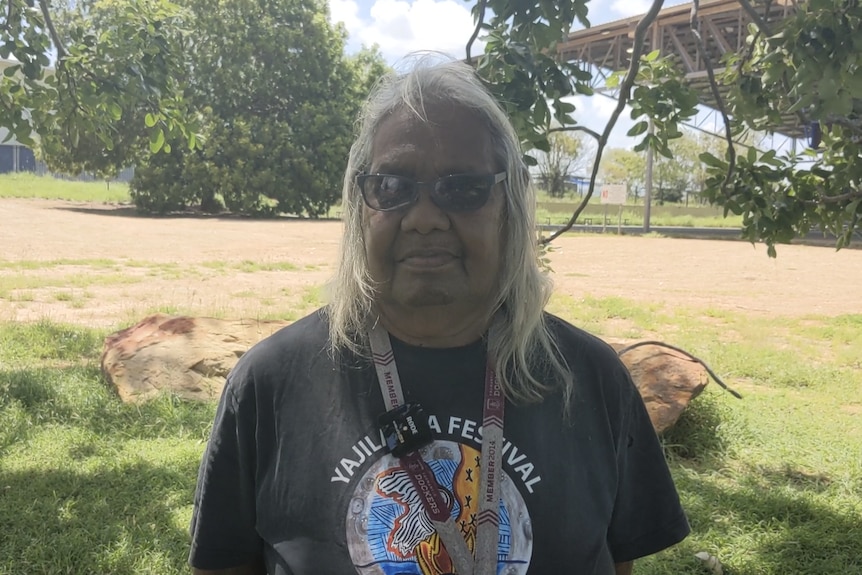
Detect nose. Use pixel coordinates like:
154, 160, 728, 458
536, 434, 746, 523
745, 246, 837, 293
400, 184, 451, 234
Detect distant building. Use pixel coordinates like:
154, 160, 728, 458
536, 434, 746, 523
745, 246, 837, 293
0, 128, 37, 174
0, 58, 41, 174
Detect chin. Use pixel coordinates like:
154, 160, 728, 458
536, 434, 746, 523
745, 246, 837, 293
401, 292, 456, 307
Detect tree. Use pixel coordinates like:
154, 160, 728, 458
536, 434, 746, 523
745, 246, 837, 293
0, 0, 196, 177
467, 0, 862, 254
130, 0, 387, 215
700, 0, 862, 254
536, 131, 589, 198
7, 0, 857, 245
599, 148, 645, 202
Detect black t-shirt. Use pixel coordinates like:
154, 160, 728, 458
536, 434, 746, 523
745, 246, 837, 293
190, 310, 690, 574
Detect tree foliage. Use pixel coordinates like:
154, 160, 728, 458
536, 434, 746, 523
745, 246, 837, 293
2, 0, 383, 215
535, 132, 590, 198
129, 0, 386, 216
1, 0, 195, 178
700, 0, 862, 255
599, 148, 646, 202
468, 0, 862, 253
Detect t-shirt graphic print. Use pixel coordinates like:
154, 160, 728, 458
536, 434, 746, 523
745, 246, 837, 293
344, 439, 532, 575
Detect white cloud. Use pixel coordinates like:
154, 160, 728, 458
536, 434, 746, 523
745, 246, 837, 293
570, 94, 637, 150
609, 0, 654, 19
330, 0, 482, 63
330, 0, 362, 31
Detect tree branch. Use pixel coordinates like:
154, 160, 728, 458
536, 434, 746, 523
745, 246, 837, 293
737, 0, 771, 36
465, 0, 487, 66
690, 0, 736, 195
548, 124, 600, 141
617, 340, 743, 398
807, 187, 862, 205
38, 0, 67, 58
541, 0, 666, 244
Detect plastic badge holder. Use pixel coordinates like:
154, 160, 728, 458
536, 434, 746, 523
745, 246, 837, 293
378, 402, 433, 459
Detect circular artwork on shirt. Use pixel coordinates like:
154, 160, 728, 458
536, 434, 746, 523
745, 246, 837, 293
345, 440, 532, 575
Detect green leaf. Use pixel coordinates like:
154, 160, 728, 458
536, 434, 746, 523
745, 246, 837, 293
699, 152, 726, 169
149, 129, 165, 153
145, 113, 157, 127
109, 102, 122, 120
626, 121, 649, 137
643, 49, 660, 63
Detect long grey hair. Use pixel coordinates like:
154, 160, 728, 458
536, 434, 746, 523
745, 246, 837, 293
326, 56, 573, 405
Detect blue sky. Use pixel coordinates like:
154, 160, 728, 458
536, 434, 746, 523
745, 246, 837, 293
328, 0, 690, 151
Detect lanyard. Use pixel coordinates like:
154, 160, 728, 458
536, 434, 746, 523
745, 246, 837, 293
369, 324, 504, 575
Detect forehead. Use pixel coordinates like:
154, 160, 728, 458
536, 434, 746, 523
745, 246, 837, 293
369, 103, 496, 174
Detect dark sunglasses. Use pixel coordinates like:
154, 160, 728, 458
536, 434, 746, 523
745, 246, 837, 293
356, 171, 507, 212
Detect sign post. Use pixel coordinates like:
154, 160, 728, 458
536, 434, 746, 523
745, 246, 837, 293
600, 184, 627, 234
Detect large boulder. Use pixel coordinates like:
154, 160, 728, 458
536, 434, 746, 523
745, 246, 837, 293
101, 314, 289, 402
101, 315, 709, 432
604, 338, 709, 433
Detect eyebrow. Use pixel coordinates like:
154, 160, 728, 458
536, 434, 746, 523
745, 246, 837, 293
370, 164, 490, 176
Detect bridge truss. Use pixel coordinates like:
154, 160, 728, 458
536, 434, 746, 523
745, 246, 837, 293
558, 0, 803, 143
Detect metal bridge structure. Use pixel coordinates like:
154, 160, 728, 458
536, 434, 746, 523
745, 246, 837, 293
556, 0, 803, 230
558, 0, 802, 139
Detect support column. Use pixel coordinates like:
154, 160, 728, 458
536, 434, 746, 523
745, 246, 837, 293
643, 23, 660, 234
644, 121, 653, 233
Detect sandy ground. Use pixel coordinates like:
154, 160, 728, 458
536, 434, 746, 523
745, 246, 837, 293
1, 198, 860, 327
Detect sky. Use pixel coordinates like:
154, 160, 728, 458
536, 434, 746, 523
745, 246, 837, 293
327, 0, 687, 151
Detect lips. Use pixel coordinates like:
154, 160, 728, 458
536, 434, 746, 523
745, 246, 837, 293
397, 248, 459, 269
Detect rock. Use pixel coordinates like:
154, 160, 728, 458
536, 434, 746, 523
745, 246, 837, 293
605, 338, 709, 434
102, 316, 709, 433
101, 314, 289, 403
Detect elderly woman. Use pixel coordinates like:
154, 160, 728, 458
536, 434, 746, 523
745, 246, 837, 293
189, 57, 689, 575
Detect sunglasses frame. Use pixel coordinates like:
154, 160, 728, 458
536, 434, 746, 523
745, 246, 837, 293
356, 171, 508, 213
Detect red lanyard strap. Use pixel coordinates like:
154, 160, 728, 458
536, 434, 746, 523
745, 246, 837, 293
369, 324, 504, 575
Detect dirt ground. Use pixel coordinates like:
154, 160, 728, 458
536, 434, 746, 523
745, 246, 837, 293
1, 197, 860, 327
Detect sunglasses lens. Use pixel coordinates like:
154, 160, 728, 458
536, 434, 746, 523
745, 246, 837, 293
433, 175, 492, 212
362, 175, 415, 210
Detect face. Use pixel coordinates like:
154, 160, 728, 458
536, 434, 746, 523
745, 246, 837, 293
362, 103, 506, 333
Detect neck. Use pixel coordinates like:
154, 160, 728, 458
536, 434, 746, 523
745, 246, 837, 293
376, 303, 491, 348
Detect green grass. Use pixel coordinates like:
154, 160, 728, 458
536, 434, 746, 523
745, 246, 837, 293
2, 305, 861, 574
536, 202, 745, 228
0, 173, 131, 203
0, 321, 214, 575
0, 259, 311, 303
0, 272, 143, 299
0, 258, 119, 270
236, 260, 299, 273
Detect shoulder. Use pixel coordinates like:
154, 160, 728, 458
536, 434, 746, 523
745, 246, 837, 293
544, 312, 625, 372
224, 308, 335, 398
246, 308, 330, 359
543, 312, 637, 409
